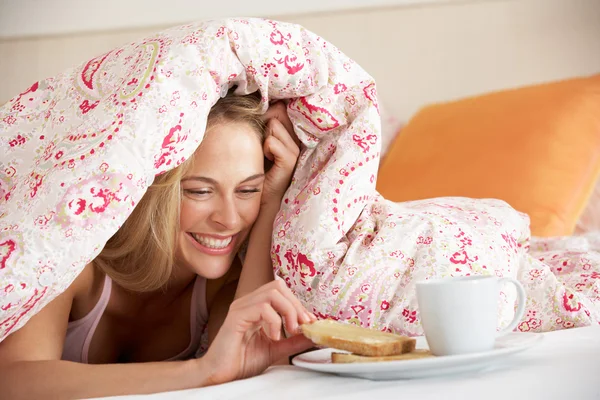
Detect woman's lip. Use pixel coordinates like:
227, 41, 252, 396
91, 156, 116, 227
189, 233, 235, 240
186, 232, 236, 256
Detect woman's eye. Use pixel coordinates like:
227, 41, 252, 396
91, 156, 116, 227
185, 189, 211, 196
238, 188, 261, 196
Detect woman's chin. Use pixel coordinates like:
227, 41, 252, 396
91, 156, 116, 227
200, 267, 231, 280
186, 256, 234, 280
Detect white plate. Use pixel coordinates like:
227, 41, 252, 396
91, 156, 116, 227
291, 332, 543, 380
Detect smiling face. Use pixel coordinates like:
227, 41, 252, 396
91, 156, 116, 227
175, 121, 265, 280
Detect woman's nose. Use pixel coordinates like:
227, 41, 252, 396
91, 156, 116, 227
211, 197, 241, 230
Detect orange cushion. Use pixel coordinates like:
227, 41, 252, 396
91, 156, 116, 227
377, 74, 600, 237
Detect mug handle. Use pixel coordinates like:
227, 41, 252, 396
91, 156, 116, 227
497, 277, 526, 335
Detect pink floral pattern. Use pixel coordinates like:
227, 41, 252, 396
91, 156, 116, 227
1, 18, 599, 342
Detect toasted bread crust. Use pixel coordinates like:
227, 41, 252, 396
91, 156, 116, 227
301, 320, 416, 357
331, 350, 433, 363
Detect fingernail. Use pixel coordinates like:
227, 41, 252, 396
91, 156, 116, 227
303, 312, 312, 323
289, 321, 297, 333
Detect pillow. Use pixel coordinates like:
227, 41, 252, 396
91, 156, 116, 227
378, 102, 404, 162
376, 74, 600, 237
576, 176, 600, 233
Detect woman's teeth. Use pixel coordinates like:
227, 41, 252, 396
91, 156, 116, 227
191, 234, 233, 249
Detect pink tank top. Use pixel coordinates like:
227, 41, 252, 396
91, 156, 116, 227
61, 274, 209, 363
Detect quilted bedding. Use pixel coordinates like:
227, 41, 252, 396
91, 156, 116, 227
1, 18, 599, 342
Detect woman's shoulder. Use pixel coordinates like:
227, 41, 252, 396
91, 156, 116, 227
69, 263, 107, 321
69, 263, 98, 292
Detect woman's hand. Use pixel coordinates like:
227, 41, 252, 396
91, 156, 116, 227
262, 101, 300, 147
261, 102, 300, 207
202, 280, 316, 386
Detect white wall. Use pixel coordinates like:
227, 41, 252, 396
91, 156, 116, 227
0, 0, 460, 38
1, 0, 599, 122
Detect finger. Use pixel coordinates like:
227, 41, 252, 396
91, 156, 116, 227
263, 102, 294, 135
235, 280, 308, 313
267, 119, 299, 154
263, 102, 301, 149
263, 135, 295, 172
252, 281, 313, 330
269, 334, 315, 364
261, 304, 284, 341
265, 288, 301, 335
259, 320, 276, 341
271, 280, 314, 328
229, 294, 286, 338
236, 283, 300, 333
262, 102, 281, 119
234, 302, 283, 341
263, 135, 275, 162
263, 135, 287, 163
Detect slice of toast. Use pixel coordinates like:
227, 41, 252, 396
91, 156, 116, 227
301, 320, 416, 357
331, 349, 433, 364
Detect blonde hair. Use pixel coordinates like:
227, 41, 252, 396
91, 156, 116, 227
95, 91, 266, 292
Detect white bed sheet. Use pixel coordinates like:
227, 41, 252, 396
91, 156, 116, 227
99, 326, 600, 400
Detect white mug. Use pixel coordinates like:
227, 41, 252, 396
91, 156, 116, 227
416, 275, 526, 356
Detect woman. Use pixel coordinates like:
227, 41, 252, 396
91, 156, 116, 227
0, 92, 316, 398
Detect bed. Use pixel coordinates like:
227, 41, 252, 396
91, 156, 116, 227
97, 326, 600, 400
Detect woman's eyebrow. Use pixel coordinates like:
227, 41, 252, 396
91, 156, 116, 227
181, 176, 217, 184
240, 173, 265, 184
182, 174, 265, 184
